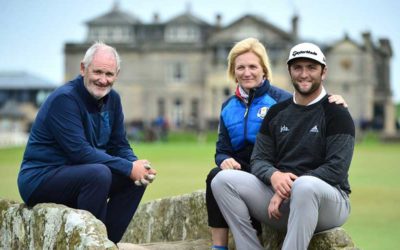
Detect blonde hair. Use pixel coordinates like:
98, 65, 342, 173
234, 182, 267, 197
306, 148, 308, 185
227, 37, 272, 82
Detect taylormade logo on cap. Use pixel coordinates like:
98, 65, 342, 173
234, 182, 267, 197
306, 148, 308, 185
287, 42, 326, 66
292, 50, 317, 57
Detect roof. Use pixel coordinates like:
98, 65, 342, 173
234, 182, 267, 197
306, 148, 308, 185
0, 71, 59, 90
207, 14, 293, 45
86, 3, 140, 25
0, 100, 25, 118
166, 12, 209, 26
228, 14, 292, 40
325, 34, 361, 53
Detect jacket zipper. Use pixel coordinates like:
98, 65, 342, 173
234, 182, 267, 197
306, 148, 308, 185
244, 89, 256, 140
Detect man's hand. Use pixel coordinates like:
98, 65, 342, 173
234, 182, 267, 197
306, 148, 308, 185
270, 171, 298, 199
130, 159, 157, 186
220, 158, 241, 170
268, 193, 284, 220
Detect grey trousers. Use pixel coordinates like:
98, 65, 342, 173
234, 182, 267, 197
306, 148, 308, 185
211, 170, 350, 250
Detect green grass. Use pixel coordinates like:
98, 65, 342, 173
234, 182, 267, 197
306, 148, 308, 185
132, 141, 215, 201
0, 146, 25, 201
344, 142, 400, 250
1, 136, 399, 249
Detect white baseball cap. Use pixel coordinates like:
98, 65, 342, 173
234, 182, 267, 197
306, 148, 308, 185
287, 42, 326, 66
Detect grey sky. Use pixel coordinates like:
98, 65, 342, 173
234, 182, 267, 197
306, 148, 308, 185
1, 0, 399, 101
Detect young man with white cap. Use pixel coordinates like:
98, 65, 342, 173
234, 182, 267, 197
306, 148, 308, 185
211, 42, 355, 250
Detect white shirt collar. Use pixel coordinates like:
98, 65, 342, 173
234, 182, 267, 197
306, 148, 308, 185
293, 87, 326, 106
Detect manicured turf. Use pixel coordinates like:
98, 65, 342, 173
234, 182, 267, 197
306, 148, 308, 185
1, 137, 399, 249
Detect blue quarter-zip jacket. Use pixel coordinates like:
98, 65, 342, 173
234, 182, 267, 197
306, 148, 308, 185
18, 75, 137, 203
215, 80, 291, 171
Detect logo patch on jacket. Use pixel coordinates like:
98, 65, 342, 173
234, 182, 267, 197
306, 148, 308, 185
309, 125, 319, 133
280, 125, 290, 133
257, 106, 269, 119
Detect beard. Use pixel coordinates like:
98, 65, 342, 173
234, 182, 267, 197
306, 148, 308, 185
89, 86, 111, 100
292, 80, 321, 96
84, 77, 112, 100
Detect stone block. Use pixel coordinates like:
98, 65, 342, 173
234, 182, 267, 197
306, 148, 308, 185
0, 199, 116, 250
122, 190, 359, 250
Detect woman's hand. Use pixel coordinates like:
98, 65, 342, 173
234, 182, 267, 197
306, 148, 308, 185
329, 95, 348, 108
220, 158, 241, 170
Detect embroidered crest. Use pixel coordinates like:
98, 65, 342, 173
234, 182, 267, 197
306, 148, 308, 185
257, 106, 268, 119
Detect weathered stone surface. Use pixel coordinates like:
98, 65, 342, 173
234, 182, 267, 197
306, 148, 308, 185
1, 191, 359, 250
309, 228, 360, 250
118, 239, 210, 250
123, 190, 359, 250
122, 190, 210, 244
259, 226, 360, 250
0, 199, 117, 250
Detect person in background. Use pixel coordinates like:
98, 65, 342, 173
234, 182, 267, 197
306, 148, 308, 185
18, 42, 157, 243
211, 42, 355, 250
205, 38, 348, 250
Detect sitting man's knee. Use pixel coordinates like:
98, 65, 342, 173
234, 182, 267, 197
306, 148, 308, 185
291, 175, 320, 197
88, 164, 112, 184
211, 170, 244, 194
210, 170, 229, 191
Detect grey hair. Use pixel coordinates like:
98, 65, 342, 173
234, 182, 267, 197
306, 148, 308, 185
81, 41, 121, 72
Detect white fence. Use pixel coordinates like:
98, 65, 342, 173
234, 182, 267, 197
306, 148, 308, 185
0, 132, 28, 148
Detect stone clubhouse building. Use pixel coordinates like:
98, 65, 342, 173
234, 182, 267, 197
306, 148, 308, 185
64, 2, 397, 135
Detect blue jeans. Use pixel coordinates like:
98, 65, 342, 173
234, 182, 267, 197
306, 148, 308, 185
27, 163, 145, 243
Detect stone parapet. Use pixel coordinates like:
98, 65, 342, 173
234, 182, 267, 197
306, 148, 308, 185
0, 199, 116, 250
1, 190, 359, 249
123, 190, 359, 250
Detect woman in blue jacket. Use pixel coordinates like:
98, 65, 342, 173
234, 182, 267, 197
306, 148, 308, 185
205, 38, 346, 250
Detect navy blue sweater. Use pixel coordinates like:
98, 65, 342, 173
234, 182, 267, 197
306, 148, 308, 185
18, 75, 136, 203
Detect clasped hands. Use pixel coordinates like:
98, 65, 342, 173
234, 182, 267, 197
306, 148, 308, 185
130, 159, 157, 186
268, 171, 298, 219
